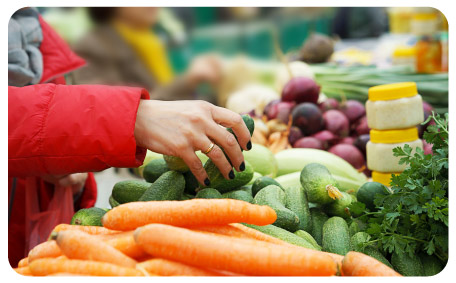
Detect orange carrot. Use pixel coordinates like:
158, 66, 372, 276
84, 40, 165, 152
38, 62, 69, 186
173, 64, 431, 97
53, 230, 137, 268
17, 257, 29, 267
323, 252, 344, 271
137, 258, 223, 276
102, 199, 277, 231
103, 231, 148, 259
341, 251, 401, 276
47, 273, 88, 276
29, 258, 143, 276
134, 224, 337, 276
28, 240, 63, 262
14, 266, 32, 276
51, 224, 120, 236
229, 223, 295, 246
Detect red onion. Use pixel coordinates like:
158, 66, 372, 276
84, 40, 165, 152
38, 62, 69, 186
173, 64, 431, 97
312, 130, 337, 149
423, 140, 433, 155
340, 100, 366, 123
323, 109, 350, 137
291, 103, 325, 135
355, 116, 370, 136
293, 137, 324, 150
288, 126, 304, 145
319, 98, 339, 112
282, 77, 320, 104
328, 144, 365, 169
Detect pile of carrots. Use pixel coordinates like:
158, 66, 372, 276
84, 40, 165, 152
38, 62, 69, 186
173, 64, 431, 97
14, 199, 400, 277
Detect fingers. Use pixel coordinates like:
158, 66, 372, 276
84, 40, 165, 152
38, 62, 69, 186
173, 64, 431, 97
58, 173, 88, 187
180, 150, 209, 186
200, 139, 233, 180
206, 124, 245, 172
210, 106, 251, 151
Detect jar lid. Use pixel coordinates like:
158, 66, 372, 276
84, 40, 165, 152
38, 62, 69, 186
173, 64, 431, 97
368, 82, 417, 101
370, 127, 419, 143
393, 46, 416, 57
372, 171, 400, 187
413, 12, 437, 21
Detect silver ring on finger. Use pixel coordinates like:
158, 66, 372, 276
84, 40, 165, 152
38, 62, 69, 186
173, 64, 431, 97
203, 142, 216, 155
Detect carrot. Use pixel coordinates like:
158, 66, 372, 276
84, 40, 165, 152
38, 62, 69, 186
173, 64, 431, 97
51, 223, 120, 236
53, 230, 137, 268
14, 266, 32, 276
323, 252, 344, 271
17, 257, 29, 267
341, 251, 401, 276
134, 223, 337, 276
47, 273, 88, 276
103, 231, 148, 259
28, 240, 63, 262
102, 199, 277, 231
229, 223, 295, 246
29, 258, 143, 276
137, 258, 223, 276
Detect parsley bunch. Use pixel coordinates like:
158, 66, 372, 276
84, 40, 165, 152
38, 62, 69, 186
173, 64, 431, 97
355, 113, 448, 262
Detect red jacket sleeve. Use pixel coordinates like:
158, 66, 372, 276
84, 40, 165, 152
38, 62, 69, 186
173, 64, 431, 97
8, 84, 150, 177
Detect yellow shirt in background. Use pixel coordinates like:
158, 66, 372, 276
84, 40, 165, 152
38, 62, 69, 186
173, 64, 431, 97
114, 21, 174, 85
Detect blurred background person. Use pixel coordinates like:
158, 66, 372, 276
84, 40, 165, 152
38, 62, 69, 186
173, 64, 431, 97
71, 7, 222, 101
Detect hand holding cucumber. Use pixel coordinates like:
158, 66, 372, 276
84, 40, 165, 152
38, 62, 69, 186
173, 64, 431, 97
134, 100, 252, 186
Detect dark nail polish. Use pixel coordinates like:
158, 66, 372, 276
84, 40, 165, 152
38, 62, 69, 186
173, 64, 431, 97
240, 162, 245, 172
204, 178, 211, 186
229, 170, 235, 179
246, 141, 252, 150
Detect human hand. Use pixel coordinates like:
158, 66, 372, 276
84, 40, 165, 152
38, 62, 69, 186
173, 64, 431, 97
134, 100, 251, 186
42, 173, 88, 196
185, 54, 222, 87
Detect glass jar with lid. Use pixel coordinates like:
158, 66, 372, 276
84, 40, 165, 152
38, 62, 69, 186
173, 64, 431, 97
366, 82, 424, 130
367, 127, 423, 173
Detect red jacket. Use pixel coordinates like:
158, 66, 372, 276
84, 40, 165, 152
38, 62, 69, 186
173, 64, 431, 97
8, 16, 149, 267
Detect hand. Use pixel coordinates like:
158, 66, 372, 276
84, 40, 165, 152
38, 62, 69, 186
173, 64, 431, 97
42, 173, 88, 196
184, 55, 222, 88
134, 100, 251, 185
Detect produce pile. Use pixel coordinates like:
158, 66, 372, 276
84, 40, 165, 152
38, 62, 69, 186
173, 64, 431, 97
14, 111, 447, 277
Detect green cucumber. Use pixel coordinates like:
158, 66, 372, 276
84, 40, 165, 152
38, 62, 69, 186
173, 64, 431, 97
143, 158, 169, 183
309, 207, 329, 246
70, 207, 106, 226
294, 230, 321, 250
420, 253, 445, 276
350, 232, 393, 268
253, 185, 300, 232
348, 221, 360, 237
356, 182, 391, 211
139, 171, 185, 201
300, 163, 342, 206
205, 160, 254, 194
112, 180, 150, 204
391, 251, 424, 276
195, 188, 222, 199
244, 224, 320, 250
239, 185, 253, 196
322, 216, 350, 255
163, 155, 189, 173
323, 192, 357, 219
252, 176, 283, 197
284, 186, 312, 232
183, 171, 199, 195
222, 190, 253, 203
109, 195, 120, 208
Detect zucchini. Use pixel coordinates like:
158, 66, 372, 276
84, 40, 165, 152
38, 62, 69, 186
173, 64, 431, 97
309, 207, 329, 246
322, 216, 350, 255
253, 185, 300, 232
300, 163, 343, 205
284, 186, 312, 232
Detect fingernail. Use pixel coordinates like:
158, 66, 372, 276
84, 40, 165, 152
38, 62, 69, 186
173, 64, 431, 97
229, 170, 235, 179
204, 178, 211, 186
246, 141, 252, 150
240, 162, 245, 172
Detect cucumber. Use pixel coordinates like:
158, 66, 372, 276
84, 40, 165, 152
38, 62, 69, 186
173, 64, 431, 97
183, 171, 199, 195
244, 224, 320, 250
139, 171, 185, 201
323, 192, 357, 219
112, 180, 151, 204
348, 221, 360, 237
252, 176, 283, 197
350, 232, 393, 268
163, 155, 189, 173
284, 186, 312, 232
195, 188, 222, 199
109, 195, 120, 208
356, 182, 391, 211
309, 207, 329, 246
203, 115, 255, 192
205, 160, 254, 194
239, 185, 253, 196
300, 163, 342, 206
391, 251, 424, 276
322, 216, 350, 255
419, 253, 445, 276
247, 172, 263, 185
70, 207, 106, 226
253, 185, 300, 232
294, 230, 321, 250
222, 190, 253, 203
142, 158, 169, 183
